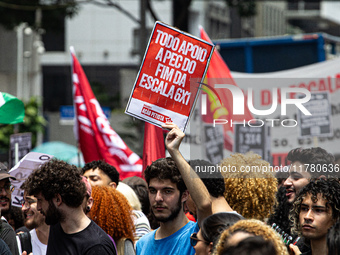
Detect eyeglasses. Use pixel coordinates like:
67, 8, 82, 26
21, 199, 37, 209
0, 184, 14, 193
190, 232, 210, 247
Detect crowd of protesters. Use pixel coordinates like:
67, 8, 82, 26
0, 123, 340, 255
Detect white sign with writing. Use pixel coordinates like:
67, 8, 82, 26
9, 152, 53, 207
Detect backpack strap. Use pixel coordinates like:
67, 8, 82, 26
116, 238, 126, 255
18, 232, 32, 254
116, 237, 135, 255
124, 239, 135, 255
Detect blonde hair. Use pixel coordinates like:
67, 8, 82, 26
116, 182, 142, 211
213, 219, 288, 255
220, 152, 277, 220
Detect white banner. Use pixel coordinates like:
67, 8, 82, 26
230, 57, 340, 164
9, 152, 54, 207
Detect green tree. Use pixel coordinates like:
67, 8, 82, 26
226, 0, 257, 17
0, 97, 46, 153
0, 0, 79, 31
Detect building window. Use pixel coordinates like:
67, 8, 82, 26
207, 3, 231, 39
42, 15, 65, 52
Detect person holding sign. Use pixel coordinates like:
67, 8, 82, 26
136, 122, 212, 255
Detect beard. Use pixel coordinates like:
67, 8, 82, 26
152, 196, 182, 223
0, 197, 11, 216
44, 200, 64, 225
25, 216, 41, 229
25, 219, 38, 230
24, 211, 45, 230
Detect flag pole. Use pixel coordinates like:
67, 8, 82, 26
77, 142, 81, 167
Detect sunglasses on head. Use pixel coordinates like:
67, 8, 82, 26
190, 232, 210, 247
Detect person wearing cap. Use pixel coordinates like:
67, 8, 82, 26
0, 163, 20, 255
0, 163, 17, 217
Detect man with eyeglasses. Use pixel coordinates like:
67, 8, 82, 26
0, 164, 20, 255
0, 164, 16, 218
16, 182, 49, 255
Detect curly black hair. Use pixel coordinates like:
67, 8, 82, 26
327, 221, 340, 255
144, 157, 187, 194
201, 212, 244, 246
25, 159, 86, 208
188, 159, 225, 198
290, 178, 340, 235
287, 147, 335, 178
267, 186, 292, 235
7, 206, 24, 230
82, 160, 120, 185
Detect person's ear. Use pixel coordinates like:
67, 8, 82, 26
87, 196, 94, 210
207, 242, 213, 255
181, 190, 189, 203
55, 194, 62, 206
109, 182, 117, 189
317, 175, 327, 180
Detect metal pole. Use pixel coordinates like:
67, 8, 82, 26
140, 0, 147, 62
16, 23, 25, 99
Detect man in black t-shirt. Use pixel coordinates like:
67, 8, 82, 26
47, 220, 115, 254
24, 159, 116, 255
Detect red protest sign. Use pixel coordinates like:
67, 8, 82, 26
125, 21, 214, 131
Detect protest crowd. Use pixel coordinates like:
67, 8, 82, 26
1, 13, 340, 255
0, 121, 338, 255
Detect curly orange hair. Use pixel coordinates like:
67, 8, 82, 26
220, 152, 278, 220
89, 186, 135, 242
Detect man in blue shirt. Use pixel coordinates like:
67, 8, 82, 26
136, 123, 212, 255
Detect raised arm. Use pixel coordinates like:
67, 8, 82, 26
162, 122, 212, 227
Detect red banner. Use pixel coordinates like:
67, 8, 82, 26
71, 48, 142, 179
143, 122, 165, 171
199, 27, 253, 150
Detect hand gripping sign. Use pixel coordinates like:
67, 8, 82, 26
125, 21, 214, 131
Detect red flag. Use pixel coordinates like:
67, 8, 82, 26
143, 122, 165, 171
199, 27, 253, 150
71, 47, 142, 179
